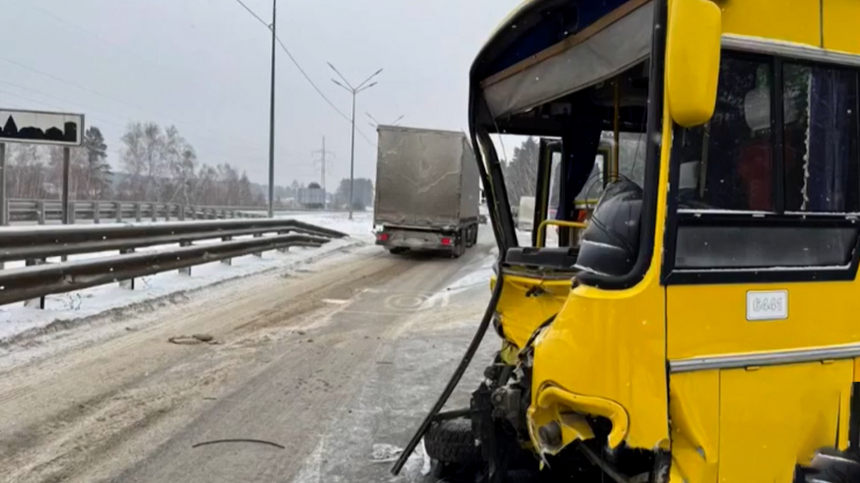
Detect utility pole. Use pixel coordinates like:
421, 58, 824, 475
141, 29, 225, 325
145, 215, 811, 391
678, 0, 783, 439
329, 63, 382, 220
267, 0, 277, 218
312, 136, 334, 210
349, 95, 356, 219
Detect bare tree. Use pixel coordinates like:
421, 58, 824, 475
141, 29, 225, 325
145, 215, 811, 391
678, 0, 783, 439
6, 144, 49, 198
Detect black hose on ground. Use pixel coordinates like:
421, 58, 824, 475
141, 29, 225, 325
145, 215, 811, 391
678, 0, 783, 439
390, 267, 506, 475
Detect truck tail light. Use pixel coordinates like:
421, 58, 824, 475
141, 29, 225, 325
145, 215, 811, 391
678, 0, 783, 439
377, 233, 389, 242
441, 237, 452, 246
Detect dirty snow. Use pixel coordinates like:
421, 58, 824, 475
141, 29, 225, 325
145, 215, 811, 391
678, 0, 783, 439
0, 211, 374, 342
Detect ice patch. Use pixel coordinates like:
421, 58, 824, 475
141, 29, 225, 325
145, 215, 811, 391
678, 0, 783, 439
292, 437, 325, 483
370, 443, 403, 462
387, 441, 431, 481
322, 299, 351, 305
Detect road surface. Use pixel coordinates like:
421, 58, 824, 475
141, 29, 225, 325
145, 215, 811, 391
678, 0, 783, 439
0, 231, 498, 482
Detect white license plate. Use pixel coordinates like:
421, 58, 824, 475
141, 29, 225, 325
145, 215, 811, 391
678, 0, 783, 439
746, 290, 788, 321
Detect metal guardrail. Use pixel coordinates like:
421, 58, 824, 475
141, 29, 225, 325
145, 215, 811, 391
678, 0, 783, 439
0, 219, 349, 308
6, 199, 268, 225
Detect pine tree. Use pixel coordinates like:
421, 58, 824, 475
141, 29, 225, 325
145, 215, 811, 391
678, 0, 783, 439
82, 126, 112, 199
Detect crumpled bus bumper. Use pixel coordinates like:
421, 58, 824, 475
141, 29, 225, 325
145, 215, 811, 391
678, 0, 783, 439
527, 383, 629, 456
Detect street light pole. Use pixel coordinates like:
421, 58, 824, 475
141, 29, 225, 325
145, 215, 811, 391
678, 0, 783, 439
329, 63, 382, 220
349, 93, 356, 220
267, 0, 277, 218
367, 112, 405, 128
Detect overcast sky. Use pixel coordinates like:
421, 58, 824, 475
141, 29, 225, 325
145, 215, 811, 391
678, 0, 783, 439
0, 0, 521, 188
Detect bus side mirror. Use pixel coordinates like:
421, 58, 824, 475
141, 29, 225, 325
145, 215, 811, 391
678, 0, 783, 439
666, 0, 721, 127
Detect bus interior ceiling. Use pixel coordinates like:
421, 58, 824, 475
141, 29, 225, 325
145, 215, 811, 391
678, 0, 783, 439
490, 60, 650, 139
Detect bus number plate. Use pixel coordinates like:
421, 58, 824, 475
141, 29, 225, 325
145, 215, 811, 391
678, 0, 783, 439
746, 290, 788, 321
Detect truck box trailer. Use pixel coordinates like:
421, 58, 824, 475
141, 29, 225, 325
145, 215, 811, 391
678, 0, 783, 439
374, 125, 480, 256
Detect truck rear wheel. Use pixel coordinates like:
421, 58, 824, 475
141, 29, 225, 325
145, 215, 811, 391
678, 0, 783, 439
465, 225, 477, 248
452, 229, 466, 257
389, 247, 408, 255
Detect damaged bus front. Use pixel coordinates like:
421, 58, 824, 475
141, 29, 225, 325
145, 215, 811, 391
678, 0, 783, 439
394, 0, 860, 481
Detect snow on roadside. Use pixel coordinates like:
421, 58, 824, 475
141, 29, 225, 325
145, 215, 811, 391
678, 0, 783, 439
0, 211, 375, 343
285, 211, 375, 243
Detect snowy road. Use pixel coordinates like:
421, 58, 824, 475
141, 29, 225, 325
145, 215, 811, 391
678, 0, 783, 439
0, 226, 498, 483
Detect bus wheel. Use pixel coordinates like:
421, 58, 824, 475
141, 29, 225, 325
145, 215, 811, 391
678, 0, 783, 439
424, 418, 481, 464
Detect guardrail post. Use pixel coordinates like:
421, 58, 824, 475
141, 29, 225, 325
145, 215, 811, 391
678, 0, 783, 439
134, 203, 142, 222
115, 201, 123, 222
24, 259, 46, 309
68, 201, 76, 224
277, 230, 290, 253
220, 209, 226, 219
119, 248, 135, 290
178, 241, 192, 275
221, 236, 232, 265
151, 203, 157, 222
179, 205, 186, 221
253, 233, 264, 257
93, 201, 100, 224
36, 200, 45, 225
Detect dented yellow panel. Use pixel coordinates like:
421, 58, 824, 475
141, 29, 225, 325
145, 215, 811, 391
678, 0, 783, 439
668, 371, 719, 483
529, 97, 675, 450
822, 0, 860, 54
718, 361, 853, 482
719, 0, 821, 47
492, 274, 570, 351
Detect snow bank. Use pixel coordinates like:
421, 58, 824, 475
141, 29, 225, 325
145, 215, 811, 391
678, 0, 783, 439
0, 212, 374, 342
284, 211, 375, 243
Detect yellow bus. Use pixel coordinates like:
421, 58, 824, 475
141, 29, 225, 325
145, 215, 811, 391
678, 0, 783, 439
394, 0, 860, 481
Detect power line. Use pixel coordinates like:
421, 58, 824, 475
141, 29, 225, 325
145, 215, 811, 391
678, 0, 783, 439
274, 36, 352, 123
25, 1, 182, 76
230, 0, 376, 147
0, 57, 272, 157
234, 0, 271, 29
21, 1, 287, 157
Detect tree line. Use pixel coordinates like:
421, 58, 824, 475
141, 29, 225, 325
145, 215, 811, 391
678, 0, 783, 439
4, 123, 265, 207
502, 134, 647, 209
3, 121, 377, 210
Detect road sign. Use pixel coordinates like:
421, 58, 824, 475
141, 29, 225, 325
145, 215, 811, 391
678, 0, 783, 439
0, 108, 84, 146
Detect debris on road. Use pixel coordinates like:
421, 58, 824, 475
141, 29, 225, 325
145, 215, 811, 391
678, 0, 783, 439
370, 443, 403, 463
192, 438, 286, 450
167, 333, 216, 345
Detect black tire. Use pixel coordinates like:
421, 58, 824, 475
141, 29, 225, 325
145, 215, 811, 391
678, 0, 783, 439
389, 247, 407, 255
424, 418, 481, 464
466, 225, 477, 247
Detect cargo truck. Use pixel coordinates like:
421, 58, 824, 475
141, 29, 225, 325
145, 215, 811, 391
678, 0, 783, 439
297, 183, 325, 210
374, 126, 480, 257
